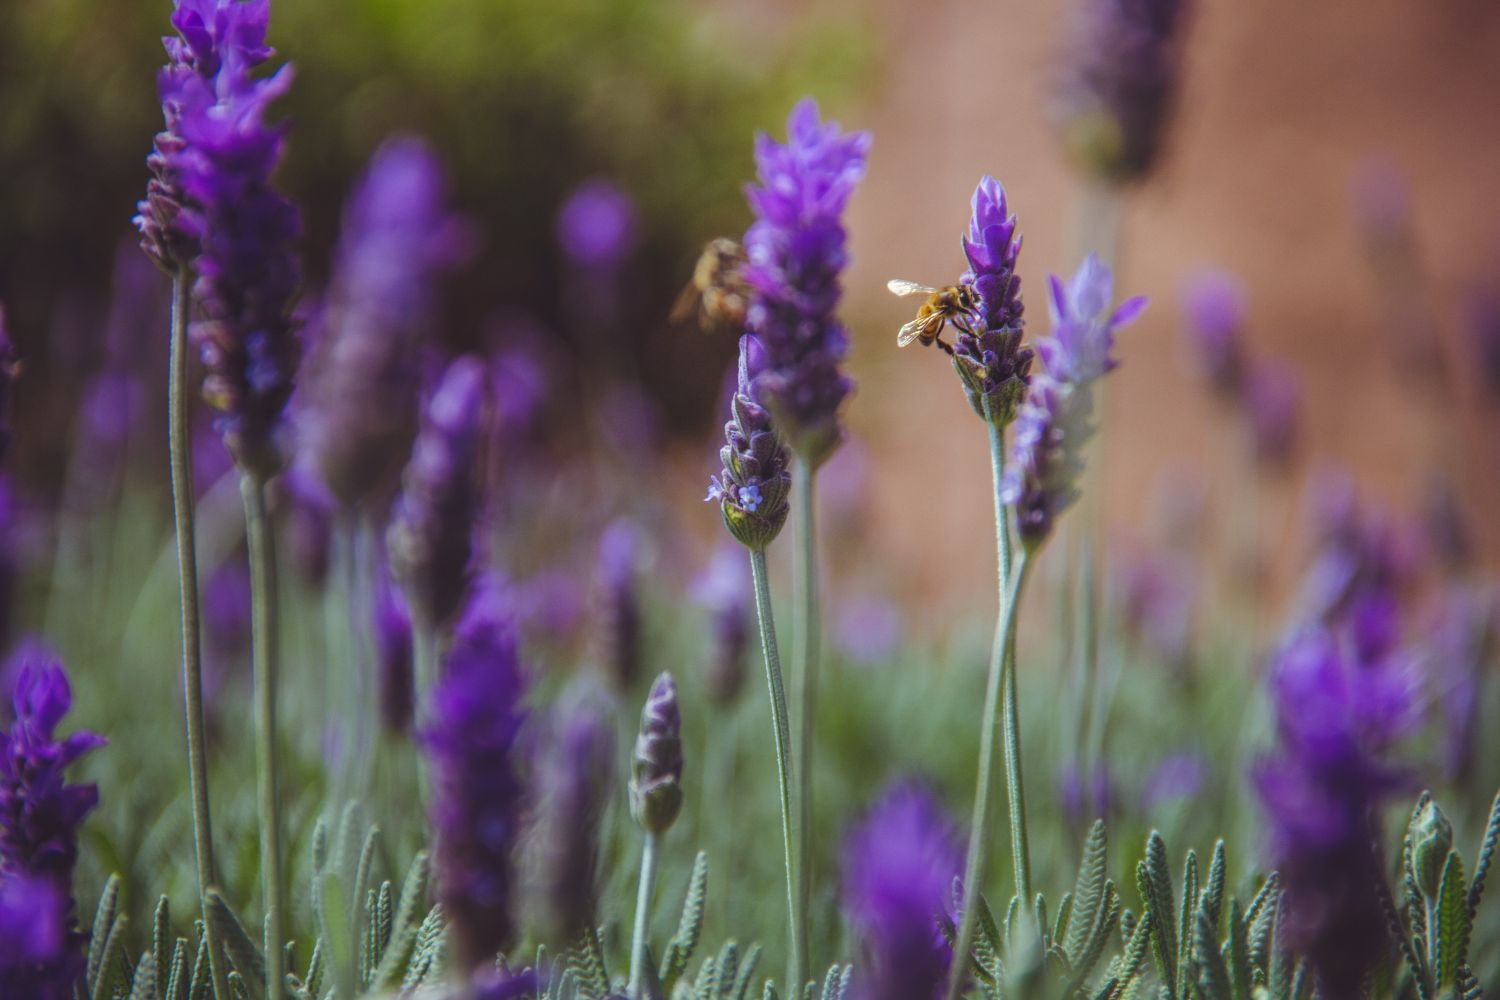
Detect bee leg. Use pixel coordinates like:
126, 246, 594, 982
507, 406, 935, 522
934, 336, 956, 357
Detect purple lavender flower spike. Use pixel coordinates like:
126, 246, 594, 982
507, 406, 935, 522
741, 98, 871, 467
629, 672, 683, 836
953, 177, 1033, 426
374, 567, 415, 735
708, 335, 792, 550
164, 14, 301, 479
1003, 255, 1145, 548
0, 874, 72, 1000
388, 354, 488, 630
1253, 624, 1416, 1000
423, 589, 528, 971
557, 179, 638, 269
528, 683, 615, 942
303, 137, 470, 506
596, 520, 643, 689
1057, 0, 1193, 183
842, 781, 962, 1000
1245, 360, 1300, 468
1180, 270, 1246, 398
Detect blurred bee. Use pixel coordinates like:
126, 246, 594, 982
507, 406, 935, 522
672, 238, 752, 333
887, 280, 981, 356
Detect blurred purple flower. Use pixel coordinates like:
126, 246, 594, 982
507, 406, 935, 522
528, 683, 615, 941
1253, 624, 1417, 999
374, 567, 414, 736
708, 335, 792, 550
469, 968, 542, 1000
163, 4, 301, 479
511, 569, 587, 644
1180, 269, 1246, 398
203, 560, 251, 682
596, 520, 643, 689
388, 355, 488, 630
557, 179, 638, 269
742, 98, 871, 467
192, 413, 234, 497
818, 435, 871, 528
1245, 360, 1300, 467
842, 781, 962, 1000
1140, 752, 1207, 811
953, 177, 1033, 426
692, 544, 752, 705
278, 462, 336, 585
79, 374, 145, 454
0, 874, 73, 1000
1059, 758, 1114, 826
0, 639, 58, 728
424, 588, 528, 971
490, 344, 550, 443
302, 137, 469, 506
1296, 472, 1419, 627
1057, 0, 1192, 183
1112, 544, 1192, 666
629, 672, 684, 836
835, 594, 904, 666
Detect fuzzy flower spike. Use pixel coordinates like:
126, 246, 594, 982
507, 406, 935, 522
163, 4, 301, 479
742, 98, 871, 468
953, 176, 1033, 426
1002, 254, 1146, 548
708, 335, 792, 549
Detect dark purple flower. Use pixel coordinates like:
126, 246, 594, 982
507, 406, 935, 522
1253, 624, 1417, 1000
423, 588, 528, 971
0, 874, 73, 1000
1140, 752, 1207, 811
374, 567, 414, 735
302, 137, 469, 506
1057, 0, 1192, 183
1180, 269, 1246, 398
596, 520, 642, 689
629, 673, 683, 836
953, 177, 1033, 426
161, 4, 301, 479
707, 335, 792, 550
692, 545, 752, 705
527, 684, 614, 942
1245, 359, 1299, 467
842, 781, 962, 1000
387, 355, 488, 630
1003, 254, 1146, 547
1295, 472, 1419, 627
741, 98, 871, 467
489, 344, 550, 444
0, 305, 18, 467
557, 179, 638, 269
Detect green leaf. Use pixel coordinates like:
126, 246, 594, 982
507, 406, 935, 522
130, 952, 158, 1000
1435, 849, 1471, 987
819, 964, 841, 1000
1194, 908, 1232, 1000
576, 925, 610, 999
187, 927, 210, 1000
718, 943, 741, 998
1066, 820, 1109, 960
1111, 908, 1153, 1000
1456, 965, 1483, 1000
91, 911, 130, 1000
1202, 841, 1227, 934
88, 874, 123, 988
1467, 788, 1500, 920
1053, 891, 1073, 948
303, 939, 324, 999
1136, 833, 1178, 1000
369, 851, 429, 990
1405, 793, 1432, 938
659, 850, 709, 993
1246, 880, 1277, 975
762, 982, 780, 1000
402, 904, 447, 991
1064, 880, 1119, 995
164, 939, 189, 1000
695, 956, 720, 1000
730, 944, 762, 1000
1225, 897, 1252, 1000
1177, 849, 1199, 997
205, 891, 264, 1000
152, 896, 171, 993
315, 869, 357, 998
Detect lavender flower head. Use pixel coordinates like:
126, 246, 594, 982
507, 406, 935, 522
596, 520, 642, 689
388, 355, 488, 630
0, 874, 72, 1000
1253, 624, 1418, 1000
1245, 360, 1300, 467
423, 590, 528, 971
557, 179, 638, 269
842, 781, 962, 1000
742, 98, 871, 467
1002, 255, 1146, 547
162, 6, 301, 480
707, 335, 792, 550
1180, 270, 1246, 398
1057, 0, 1192, 183
303, 138, 469, 506
953, 177, 1033, 426
527, 684, 615, 942
629, 672, 683, 836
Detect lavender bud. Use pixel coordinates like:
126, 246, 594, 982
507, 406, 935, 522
387, 355, 488, 630
629, 672, 683, 836
527, 684, 615, 942
596, 521, 642, 689
1245, 360, 1300, 468
1057, 0, 1193, 184
1409, 799, 1452, 901
953, 177, 1033, 427
841, 781, 962, 1000
557, 179, 638, 270
707, 335, 791, 550
423, 590, 528, 971
742, 99, 870, 467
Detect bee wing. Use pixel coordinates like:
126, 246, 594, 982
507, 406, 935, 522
887, 279, 937, 297
669, 280, 704, 325
896, 314, 941, 347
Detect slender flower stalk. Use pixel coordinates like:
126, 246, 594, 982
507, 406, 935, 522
791, 454, 818, 952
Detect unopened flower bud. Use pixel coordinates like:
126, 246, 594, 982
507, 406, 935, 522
629, 672, 683, 836
1411, 798, 1453, 900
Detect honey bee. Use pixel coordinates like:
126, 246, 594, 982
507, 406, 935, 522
672, 238, 752, 332
887, 280, 981, 356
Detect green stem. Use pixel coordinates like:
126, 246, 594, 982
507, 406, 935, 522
167, 271, 230, 1000
629, 831, 661, 996
750, 547, 805, 994
242, 475, 286, 1000
413, 623, 439, 801
791, 456, 819, 974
